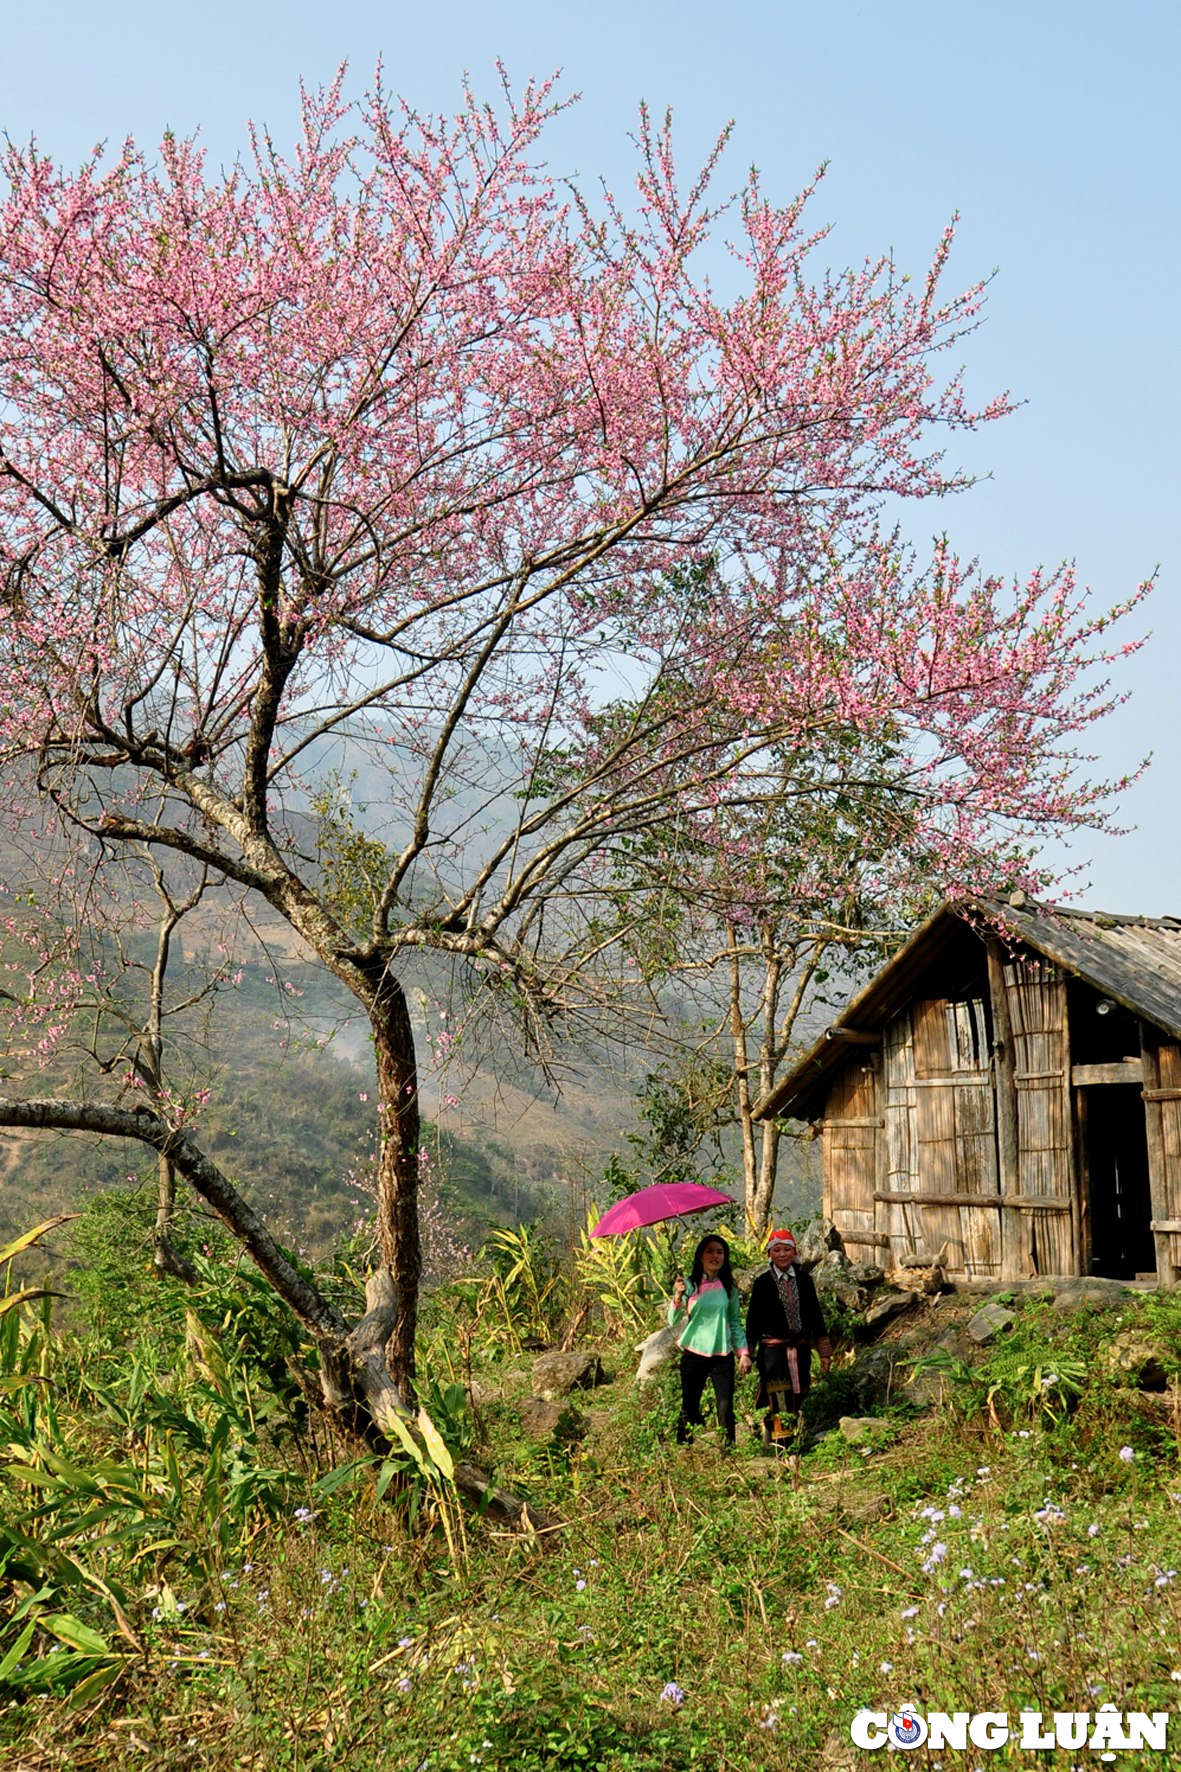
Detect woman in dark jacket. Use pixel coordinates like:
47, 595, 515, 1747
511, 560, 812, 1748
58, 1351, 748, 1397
744, 1227, 832, 1446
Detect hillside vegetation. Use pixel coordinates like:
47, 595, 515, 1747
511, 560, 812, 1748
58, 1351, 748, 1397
2, 1211, 1180, 1771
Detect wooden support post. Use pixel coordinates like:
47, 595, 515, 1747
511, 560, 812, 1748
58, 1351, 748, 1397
1140, 1021, 1172, 1288
987, 940, 1024, 1280
1061, 974, 1080, 1278
1074, 1086, 1092, 1278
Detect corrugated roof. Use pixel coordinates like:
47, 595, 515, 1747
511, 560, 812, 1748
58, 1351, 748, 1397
753, 897, 1181, 1124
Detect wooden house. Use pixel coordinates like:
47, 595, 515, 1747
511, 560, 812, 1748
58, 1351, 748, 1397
752, 899, 1181, 1286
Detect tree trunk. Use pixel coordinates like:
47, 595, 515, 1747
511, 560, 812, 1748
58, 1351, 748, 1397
153, 1153, 198, 1284
749, 1118, 780, 1241
370, 974, 422, 1394
726, 925, 760, 1236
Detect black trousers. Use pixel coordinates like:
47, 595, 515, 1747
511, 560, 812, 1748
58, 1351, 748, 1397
677, 1351, 737, 1444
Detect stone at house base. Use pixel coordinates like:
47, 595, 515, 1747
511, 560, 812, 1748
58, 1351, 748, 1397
839, 1414, 890, 1443
967, 1301, 1016, 1344
850, 1262, 886, 1288
951, 1275, 1132, 1303
531, 1350, 603, 1400
635, 1325, 680, 1386
864, 1289, 917, 1331
1049, 1277, 1132, 1312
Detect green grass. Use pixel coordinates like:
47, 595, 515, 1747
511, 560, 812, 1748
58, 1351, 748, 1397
3, 1257, 1181, 1770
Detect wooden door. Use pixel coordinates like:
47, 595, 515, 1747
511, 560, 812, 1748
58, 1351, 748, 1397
822, 1060, 881, 1260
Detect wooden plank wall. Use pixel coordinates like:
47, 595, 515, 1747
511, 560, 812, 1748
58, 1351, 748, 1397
1006, 957, 1076, 1275
821, 1061, 881, 1257
1142, 1033, 1181, 1284
910, 997, 1001, 1275
881, 1012, 923, 1259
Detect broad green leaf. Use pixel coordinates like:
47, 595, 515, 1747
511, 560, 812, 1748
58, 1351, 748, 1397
383, 1408, 428, 1471
0, 1288, 62, 1319
0, 1216, 77, 1268
416, 1407, 454, 1480
68, 1657, 122, 1707
315, 1456, 374, 1497
43, 1613, 109, 1656
0, 1618, 36, 1684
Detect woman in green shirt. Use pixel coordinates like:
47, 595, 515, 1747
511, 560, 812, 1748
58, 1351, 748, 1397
668, 1234, 751, 1444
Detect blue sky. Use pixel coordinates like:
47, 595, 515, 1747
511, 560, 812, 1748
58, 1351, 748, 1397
2, 0, 1176, 909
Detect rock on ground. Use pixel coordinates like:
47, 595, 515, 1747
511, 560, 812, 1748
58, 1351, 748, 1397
796, 1216, 845, 1269
864, 1289, 917, 1331
1104, 1331, 1169, 1391
967, 1301, 1016, 1344
517, 1397, 587, 1439
531, 1350, 604, 1400
839, 1414, 890, 1443
635, 1325, 680, 1386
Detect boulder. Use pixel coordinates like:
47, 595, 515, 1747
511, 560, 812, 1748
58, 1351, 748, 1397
518, 1397, 588, 1441
889, 1263, 948, 1296
849, 1345, 903, 1410
796, 1217, 845, 1269
517, 1397, 566, 1437
831, 1281, 869, 1313
967, 1301, 1016, 1344
635, 1325, 680, 1387
850, 1263, 886, 1289
531, 1350, 603, 1400
810, 1248, 856, 1295
863, 1289, 917, 1331
1104, 1331, 1169, 1391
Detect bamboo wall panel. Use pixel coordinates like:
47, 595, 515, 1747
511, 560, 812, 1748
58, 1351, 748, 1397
1151, 1039, 1181, 1282
906, 997, 1000, 1274
1006, 958, 1075, 1275
822, 1062, 880, 1256
881, 1013, 924, 1259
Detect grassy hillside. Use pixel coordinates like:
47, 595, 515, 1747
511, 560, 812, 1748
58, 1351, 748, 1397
2, 1219, 1179, 1771
0, 940, 632, 1261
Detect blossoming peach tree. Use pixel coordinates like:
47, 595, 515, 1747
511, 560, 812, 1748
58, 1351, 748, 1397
0, 71, 1143, 1418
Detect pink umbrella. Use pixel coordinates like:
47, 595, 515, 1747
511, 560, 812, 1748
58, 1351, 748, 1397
589, 1181, 736, 1237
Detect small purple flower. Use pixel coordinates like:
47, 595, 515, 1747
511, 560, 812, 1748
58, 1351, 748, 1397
782, 1651, 804, 1665
1119, 1445, 1135, 1464
659, 1682, 686, 1706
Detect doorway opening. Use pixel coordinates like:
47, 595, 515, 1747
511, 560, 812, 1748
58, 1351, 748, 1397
1084, 1084, 1155, 1280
